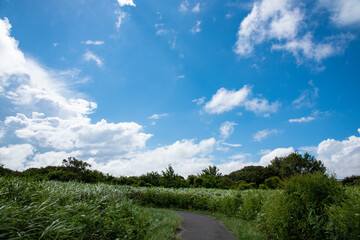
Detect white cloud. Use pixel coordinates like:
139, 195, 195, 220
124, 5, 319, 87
117, 0, 136, 7
272, 33, 354, 63
204, 86, 279, 115
229, 154, 248, 160
222, 142, 242, 147
0, 144, 35, 170
88, 138, 216, 177
191, 20, 202, 33
234, 0, 355, 62
244, 97, 280, 116
53, 43, 58, 47
292, 80, 319, 108
318, 0, 360, 26
317, 129, 360, 178
179, 0, 189, 12
192, 97, 206, 105
259, 147, 294, 166
4, 113, 151, 154
220, 121, 237, 139
81, 40, 104, 45
289, 116, 315, 123
83, 51, 103, 67
253, 129, 279, 142
234, 0, 303, 56
148, 113, 169, 120
28, 150, 82, 169
192, 3, 200, 13
204, 86, 251, 114
0, 18, 97, 118
115, 11, 127, 29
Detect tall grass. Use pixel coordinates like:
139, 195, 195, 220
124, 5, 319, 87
0, 177, 179, 239
126, 173, 360, 240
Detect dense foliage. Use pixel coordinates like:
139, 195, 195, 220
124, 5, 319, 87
0, 178, 180, 240
0, 152, 331, 190
126, 173, 360, 240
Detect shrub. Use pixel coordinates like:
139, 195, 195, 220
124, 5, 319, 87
264, 176, 281, 189
326, 187, 360, 240
260, 172, 344, 240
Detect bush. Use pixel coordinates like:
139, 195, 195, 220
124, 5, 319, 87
260, 172, 344, 240
341, 175, 360, 186
239, 190, 265, 221
264, 176, 281, 189
326, 187, 360, 240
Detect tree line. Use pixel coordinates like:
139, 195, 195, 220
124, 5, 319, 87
1, 152, 359, 188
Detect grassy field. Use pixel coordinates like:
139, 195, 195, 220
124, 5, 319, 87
1, 173, 359, 240
0, 177, 180, 239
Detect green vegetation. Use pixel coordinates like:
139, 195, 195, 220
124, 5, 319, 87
1, 152, 359, 240
0, 152, 328, 190
0, 178, 180, 240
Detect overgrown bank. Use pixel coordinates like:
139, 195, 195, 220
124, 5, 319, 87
127, 172, 360, 240
0, 178, 180, 240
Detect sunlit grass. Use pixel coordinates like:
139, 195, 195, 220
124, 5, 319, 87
0, 177, 179, 239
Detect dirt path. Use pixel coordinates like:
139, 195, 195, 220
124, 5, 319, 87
175, 211, 237, 240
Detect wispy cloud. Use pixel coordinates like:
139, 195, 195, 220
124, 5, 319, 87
222, 142, 242, 147
115, 11, 127, 29
81, 40, 104, 45
192, 3, 200, 13
220, 121, 237, 139
192, 97, 206, 105
292, 80, 318, 108
191, 20, 202, 34
148, 113, 169, 120
179, 0, 189, 12
289, 116, 315, 123
83, 51, 103, 67
318, 0, 360, 27
253, 129, 279, 142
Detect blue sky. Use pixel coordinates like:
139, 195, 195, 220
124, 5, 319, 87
0, 0, 359, 178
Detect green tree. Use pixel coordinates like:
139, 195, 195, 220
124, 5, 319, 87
159, 165, 187, 188
62, 157, 91, 171
269, 152, 325, 179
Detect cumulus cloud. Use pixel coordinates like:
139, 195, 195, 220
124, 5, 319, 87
5, 113, 152, 154
0, 18, 97, 118
88, 138, 216, 177
259, 147, 294, 166
117, 0, 136, 7
0, 144, 35, 170
318, 0, 360, 26
83, 51, 103, 67
253, 129, 279, 142
317, 129, 360, 178
220, 121, 237, 139
81, 40, 104, 45
234, 0, 354, 62
204, 86, 279, 115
